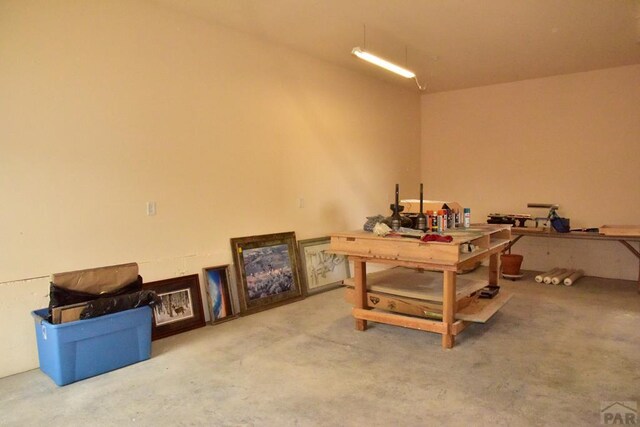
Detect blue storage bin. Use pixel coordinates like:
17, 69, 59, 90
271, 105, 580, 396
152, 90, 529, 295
31, 306, 152, 386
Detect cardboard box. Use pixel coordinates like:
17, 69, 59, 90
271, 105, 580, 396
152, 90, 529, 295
400, 199, 463, 214
50, 301, 90, 324
31, 306, 152, 386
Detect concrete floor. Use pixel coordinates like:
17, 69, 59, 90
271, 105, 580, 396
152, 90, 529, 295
0, 267, 638, 426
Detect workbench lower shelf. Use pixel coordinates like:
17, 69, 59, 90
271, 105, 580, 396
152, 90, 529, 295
343, 267, 512, 324
343, 267, 488, 302
455, 292, 512, 323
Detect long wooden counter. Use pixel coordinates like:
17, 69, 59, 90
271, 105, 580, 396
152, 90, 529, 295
329, 224, 512, 349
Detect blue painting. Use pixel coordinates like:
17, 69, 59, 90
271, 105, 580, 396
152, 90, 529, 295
204, 267, 231, 322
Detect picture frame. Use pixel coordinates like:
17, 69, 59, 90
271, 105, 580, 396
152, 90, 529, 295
230, 231, 304, 315
143, 274, 206, 340
298, 237, 350, 295
202, 264, 236, 324
51, 301, 90, 324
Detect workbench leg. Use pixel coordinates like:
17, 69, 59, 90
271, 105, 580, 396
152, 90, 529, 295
442, 270, 456, 349
636, 255, 640, 294
618, 240, 640, 294
354, 259, 367, 331
489, 252, 499, 285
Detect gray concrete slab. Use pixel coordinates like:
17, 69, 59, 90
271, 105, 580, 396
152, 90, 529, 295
1, 268, 638, 426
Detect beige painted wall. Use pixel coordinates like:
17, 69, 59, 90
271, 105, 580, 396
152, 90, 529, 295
0, 1, 420, 378
421, 65, 640, 279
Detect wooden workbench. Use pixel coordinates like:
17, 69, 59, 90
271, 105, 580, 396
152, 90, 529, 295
329, 224, 512, 349
509, 227, 640, 292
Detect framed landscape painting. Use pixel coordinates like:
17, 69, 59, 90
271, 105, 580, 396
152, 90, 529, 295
298, 237, 350, 295
230, 232, 304, 315
203, 264, 236, 324
143, 274, 206, 340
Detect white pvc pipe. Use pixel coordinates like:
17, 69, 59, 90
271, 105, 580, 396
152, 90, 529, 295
564, 270, 584, 286
535, 268, 560, 283
551, 269, 575, 285
544, 268, 566, 284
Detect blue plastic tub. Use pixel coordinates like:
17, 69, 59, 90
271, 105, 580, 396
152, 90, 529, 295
31, 306, 152, 386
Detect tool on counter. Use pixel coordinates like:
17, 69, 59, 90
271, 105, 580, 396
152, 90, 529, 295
391, 184, 402, 231
383, 184, 413, 231
527, 203, 570, 231
415, 183, 428, 232
487, 213, 532, 227
479, 285, 500, 299
490, 203, 570, 231
373, 222, 454, 242
527, 203, 559, 217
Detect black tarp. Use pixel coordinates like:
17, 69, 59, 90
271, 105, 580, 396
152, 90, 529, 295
48, 275, 144, 314
79, 290, 160, 320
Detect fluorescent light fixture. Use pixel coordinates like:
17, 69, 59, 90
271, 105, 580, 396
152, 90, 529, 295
351, 47, 415, 79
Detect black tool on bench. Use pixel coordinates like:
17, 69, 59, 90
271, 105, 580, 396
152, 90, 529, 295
479, 285, 500, 299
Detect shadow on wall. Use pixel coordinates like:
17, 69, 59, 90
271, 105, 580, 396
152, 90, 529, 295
320, 202, 350, 231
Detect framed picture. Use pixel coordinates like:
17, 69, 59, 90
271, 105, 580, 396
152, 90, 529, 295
143, 274, 206, 340
230, 231, 304, 315
51, 301, 89, 324
298, 237, 350, 295
203, 264, 236, 324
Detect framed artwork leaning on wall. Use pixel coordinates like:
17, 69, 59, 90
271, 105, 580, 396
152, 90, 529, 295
298, 236, 350, 296
203, 264, 236, 324
143, 274, 206, 340
230, 231, 304, 316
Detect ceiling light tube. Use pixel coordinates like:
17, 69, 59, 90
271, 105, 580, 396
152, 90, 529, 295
351, 47, 416, 79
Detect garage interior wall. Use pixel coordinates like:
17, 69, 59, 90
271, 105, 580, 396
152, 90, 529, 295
0, 1, 421, 378
421, 64, 640, 280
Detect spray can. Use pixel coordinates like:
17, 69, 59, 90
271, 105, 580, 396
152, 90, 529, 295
427, 210, 435, 232
447, 209, 455, 229
432, 211, 438, 232
437, 209, 445, 232
464, 207, 471, 228
455, 209, 461, 227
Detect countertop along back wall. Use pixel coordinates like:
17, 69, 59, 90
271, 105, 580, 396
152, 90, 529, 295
421, 65, 640, 279
0, 1, 420, 377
